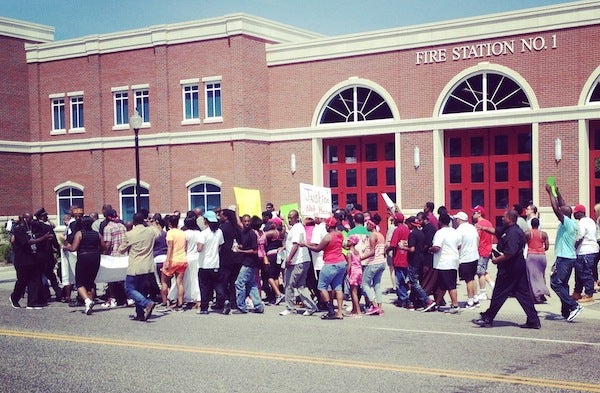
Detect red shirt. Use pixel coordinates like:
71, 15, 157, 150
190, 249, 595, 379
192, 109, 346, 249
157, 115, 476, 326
390, 224, 409, 267
476, 218, 493, 257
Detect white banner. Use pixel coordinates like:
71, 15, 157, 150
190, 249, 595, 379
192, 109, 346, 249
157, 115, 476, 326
299, 183, 332, 218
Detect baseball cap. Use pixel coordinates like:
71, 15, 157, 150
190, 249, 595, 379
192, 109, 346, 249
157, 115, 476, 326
325, 216, 338, 228
393, 213, 404, 222
453, 211, 469, 221
472, 205, 485, 215
573, 204, 586, 214
203, 211, 219, 223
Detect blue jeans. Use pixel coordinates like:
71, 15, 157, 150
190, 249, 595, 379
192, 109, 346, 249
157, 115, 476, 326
318, 262, 347, 291
362, 263, 385, 304
235, 266, 263, 312
407, 265, 429, 304
574, 253, 597, 296
394, 267, 409, 304
125, 274, 154, 318
550, 257, 578, 316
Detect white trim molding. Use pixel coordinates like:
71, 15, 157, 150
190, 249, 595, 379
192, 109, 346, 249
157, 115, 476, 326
185, 176, 223, 188
54, 181, 85, 192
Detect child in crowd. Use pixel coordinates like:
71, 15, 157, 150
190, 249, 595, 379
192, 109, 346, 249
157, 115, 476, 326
345, 235, 363, 318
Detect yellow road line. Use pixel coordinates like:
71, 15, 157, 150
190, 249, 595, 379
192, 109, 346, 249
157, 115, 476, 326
0, 329, 598, 392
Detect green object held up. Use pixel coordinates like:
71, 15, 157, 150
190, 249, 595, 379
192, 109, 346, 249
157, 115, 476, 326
547, 176, 557, 197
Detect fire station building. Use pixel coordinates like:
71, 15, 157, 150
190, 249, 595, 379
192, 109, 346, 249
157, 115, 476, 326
1, 0, 600, 230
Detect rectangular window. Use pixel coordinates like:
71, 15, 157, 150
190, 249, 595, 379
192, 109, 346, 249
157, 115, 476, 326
205, 81, 222, 120
70, 96, 84, 129
183, 84, 199, 120
114, 91, 129, 125
51, 98, 65, 131
134, 89, 150, 122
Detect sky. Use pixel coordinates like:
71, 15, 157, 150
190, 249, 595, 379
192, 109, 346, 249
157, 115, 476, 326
2, 0, 573, 41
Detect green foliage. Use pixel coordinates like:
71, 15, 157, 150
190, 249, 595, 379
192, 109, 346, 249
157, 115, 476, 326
0, 225, 11, 263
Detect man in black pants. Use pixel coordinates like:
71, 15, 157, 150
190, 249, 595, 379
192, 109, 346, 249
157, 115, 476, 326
9, 213, 54, 309
472, 209, 541, 329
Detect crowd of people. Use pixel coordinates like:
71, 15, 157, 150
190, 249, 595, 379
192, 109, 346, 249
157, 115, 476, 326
7, 184, 599, 326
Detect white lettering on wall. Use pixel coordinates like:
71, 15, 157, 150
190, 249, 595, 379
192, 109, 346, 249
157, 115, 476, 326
415, 34, 557, 65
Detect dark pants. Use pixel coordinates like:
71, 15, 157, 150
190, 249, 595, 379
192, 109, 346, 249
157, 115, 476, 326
550, 257, 578, 317
573, 253, 597, 296
198, 268, 226, 311
219, 263, 241, 305
12, 264, 43, 307
482, 262, 539, 325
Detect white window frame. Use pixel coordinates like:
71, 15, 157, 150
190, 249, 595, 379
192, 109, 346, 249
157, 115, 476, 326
132, 84, 150, 126
112, 86, 130, 130
55, 183, 85, 219
186, 176, 222, 212
50, 93, 66, 135
181, 78, 201, 125
67, 91, 85, 133
203, 76, 222, 123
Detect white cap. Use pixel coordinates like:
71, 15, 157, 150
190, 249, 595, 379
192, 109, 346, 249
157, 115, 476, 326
453, 211, 469, 221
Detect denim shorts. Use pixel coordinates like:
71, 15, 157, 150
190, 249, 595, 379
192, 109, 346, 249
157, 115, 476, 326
318, 261, 347, 291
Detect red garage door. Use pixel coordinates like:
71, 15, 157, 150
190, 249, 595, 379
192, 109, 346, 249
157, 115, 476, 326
445, 125, 532, 226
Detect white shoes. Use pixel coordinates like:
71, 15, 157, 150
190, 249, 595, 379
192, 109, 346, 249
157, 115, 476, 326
279, 309, 293, 316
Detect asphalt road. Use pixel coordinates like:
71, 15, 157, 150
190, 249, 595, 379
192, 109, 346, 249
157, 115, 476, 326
0, 261, 599, 393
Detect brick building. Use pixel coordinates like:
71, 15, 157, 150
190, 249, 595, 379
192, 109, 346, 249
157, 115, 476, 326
1, 1, 600, 235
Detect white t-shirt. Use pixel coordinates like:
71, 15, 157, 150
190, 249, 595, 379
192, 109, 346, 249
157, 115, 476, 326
185, 229, 201, 260
198, 228, 224, 269
286, 222, 310, 265
310, 222, 327, 271
456, 222, 480, 263
432, 226, 460, 270
576, 216, 600, 255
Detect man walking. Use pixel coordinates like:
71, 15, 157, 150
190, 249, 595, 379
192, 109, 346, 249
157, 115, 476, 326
119, 212, 160, 321
545, 183, 583, 322
279, 210, 318, 316
572, 204, 599, 303
471, 210, 541, 329
454, 211, 480, 309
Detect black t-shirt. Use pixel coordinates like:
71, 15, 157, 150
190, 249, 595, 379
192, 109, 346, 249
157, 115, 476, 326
12, 223, 35, 267
408, 228, 425, 268
239, 228, 259, 268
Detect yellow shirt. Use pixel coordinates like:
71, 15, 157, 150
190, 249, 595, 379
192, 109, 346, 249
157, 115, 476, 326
166, 228, 187, 264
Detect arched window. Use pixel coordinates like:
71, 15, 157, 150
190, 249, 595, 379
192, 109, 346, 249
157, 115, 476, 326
119, 185, 149, 223
56, 186, 84, 219
442, 72, 531, 114
319, 86, 393, 124
589, 79, 600, 103
189, 182, 221, 212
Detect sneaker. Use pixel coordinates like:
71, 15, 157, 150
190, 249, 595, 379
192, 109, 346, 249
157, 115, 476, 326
172, 304, 184, 312
231, 309, 248, 314
279, 309, 293, 316
275, 294, 285, 305
365, 305, 381, 315
466, 300, 480, 309
302, 308, 317, 316
422, 300, 436, 313
223, 301, 231, 315
567, 305, 583, 322
26, 305, 43, 310
477, 293, 488, 301
197, 310, 209, 315
101, 298, 117, 308
577, 295, 594, 303
404, 302, 415, 311
126, 298, 135, 307
251, 308, 264, 314
155, 303, 170, 312
445, 305, 460, 314
143, 301, 155, 320
9, 295, 20, 309
85, 300, 94, 315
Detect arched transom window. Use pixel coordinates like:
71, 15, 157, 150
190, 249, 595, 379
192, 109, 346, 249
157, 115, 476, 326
589, 78, 600, 103
189, 182, 221, 212
442, 72, 530, 114
319, 86, 393, 124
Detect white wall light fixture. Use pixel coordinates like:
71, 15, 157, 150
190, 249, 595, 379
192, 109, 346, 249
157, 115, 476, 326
413, 146, 420, 169
291, 153, 297, 174
555, 138, 562, 162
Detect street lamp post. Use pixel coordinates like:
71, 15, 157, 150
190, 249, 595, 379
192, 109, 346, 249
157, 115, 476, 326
129, 111, 143, 214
